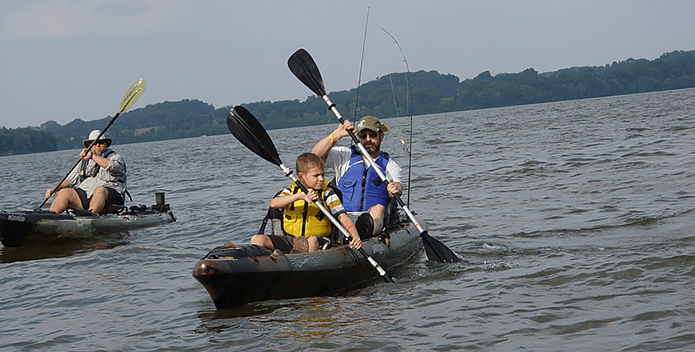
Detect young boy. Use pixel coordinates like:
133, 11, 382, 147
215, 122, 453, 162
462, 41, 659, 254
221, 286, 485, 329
250, 153, 362, 254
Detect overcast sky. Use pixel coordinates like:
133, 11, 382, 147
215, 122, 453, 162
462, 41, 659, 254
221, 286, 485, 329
2, 0, 694, 129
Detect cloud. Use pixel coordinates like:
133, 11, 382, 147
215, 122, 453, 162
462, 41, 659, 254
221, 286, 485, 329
1, 0, 173, 39
93, 0, 150, 17
2, 1, 95, 38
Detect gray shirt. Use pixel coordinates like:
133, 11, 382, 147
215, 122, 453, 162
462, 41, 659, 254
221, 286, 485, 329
67, 151, 126, 198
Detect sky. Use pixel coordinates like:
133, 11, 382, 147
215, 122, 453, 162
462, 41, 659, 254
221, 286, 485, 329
2, 0, 695, 129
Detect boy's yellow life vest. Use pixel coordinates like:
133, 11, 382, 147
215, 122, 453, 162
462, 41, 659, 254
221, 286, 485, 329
282, 179, 332, 238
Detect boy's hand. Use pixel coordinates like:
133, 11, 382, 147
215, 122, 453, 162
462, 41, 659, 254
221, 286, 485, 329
302, 189, 318, 203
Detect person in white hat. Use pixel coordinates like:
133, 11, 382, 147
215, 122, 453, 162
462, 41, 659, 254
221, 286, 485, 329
311, 115, 403, 239
45, 129, 127, 216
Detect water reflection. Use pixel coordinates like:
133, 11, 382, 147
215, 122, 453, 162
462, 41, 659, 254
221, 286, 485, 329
197, 300, 294, 321
0, 232, 129, 263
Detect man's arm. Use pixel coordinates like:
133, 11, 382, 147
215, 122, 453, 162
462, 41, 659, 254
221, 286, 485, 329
88, 150, 110, 169
311, 121, 354, 161
45, 179, 71, 199
385, 160, 403, 197
387, 181, 403, 197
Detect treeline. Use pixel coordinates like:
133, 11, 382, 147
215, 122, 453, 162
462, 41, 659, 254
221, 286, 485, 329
448, 50, 695, 111
0, 128, 57, 156
3, 49, 695, 156
250, 50, 695, 124
37, 99, 228, 150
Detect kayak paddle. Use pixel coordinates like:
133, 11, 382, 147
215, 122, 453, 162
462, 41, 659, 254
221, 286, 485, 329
37, 78, 147, 210
288, 48, 461, 263
227, 105, 395, 283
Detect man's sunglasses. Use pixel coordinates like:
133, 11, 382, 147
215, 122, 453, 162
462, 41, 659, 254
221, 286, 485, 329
357, 131, 379, 139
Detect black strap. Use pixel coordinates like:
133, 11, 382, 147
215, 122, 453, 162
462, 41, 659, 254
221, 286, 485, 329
258, 190, 284, 234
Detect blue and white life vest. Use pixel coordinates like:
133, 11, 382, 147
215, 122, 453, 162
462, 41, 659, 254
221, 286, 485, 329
337, 146, 390, 212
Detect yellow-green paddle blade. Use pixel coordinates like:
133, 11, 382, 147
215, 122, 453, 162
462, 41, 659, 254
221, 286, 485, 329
118, 78, 146, 114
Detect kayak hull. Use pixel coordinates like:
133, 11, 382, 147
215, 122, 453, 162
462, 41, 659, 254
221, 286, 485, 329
0, 206, 176, 247
193, 219, 423, 310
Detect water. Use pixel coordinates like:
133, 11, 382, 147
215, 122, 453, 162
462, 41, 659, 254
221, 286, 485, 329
2, 88, 695, 351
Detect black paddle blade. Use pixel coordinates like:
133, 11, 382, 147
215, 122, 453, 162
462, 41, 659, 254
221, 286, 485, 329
227, 106, 282, 166
288, 48, 327, 97
421, 231, 462, 263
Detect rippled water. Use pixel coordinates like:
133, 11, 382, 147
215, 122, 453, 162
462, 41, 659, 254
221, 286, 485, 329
2, 88, 695, 351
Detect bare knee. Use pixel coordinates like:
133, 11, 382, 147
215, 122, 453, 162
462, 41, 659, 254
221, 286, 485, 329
50, 188, 80, 213
251, 234, 274, 250
93, 187, 108, 198
55, 188, 75, 200
369, 204, 385, 219
88, 187, 109, 214
307, 236, 319, 252
368, 204, 386, 235
250, 234, 266, 245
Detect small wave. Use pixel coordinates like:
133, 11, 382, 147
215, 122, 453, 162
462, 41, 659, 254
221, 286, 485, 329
482, 242, 505, 251
483, 260, 514, 271
507, 208, 694, 239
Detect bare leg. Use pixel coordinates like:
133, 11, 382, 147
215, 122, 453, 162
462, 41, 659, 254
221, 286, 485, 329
88, 186, 108, 215
307, 236, 319, 252
49, 188, 82, 214
250, 234, 275, 251
368, 204, 385, 236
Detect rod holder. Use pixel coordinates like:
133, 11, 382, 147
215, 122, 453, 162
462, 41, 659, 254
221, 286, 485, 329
155, 192, 165, 206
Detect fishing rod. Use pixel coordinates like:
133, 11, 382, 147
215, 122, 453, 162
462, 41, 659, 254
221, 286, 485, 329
288, 48, 461, 262
227, 105, 395, 282
383, 28, 414, 207
353, 6, 370, 122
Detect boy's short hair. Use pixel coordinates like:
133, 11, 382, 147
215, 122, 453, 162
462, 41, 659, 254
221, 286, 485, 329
296, 152, 324, 174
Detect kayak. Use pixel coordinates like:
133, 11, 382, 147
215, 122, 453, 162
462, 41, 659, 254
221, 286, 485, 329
0, 193, 176, 247
193, 211, 424, 310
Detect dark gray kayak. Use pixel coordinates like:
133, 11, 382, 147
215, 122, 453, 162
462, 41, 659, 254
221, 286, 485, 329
0, 196, 175, 247
193, 213, 423, 310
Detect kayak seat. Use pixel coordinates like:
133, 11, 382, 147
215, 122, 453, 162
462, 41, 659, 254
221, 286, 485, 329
383, 197, 399, 230
256, 203, 284, 236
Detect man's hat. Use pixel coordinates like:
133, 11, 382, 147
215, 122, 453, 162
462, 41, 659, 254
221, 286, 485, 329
356, 115, 388, 133
83, 130, 112, 148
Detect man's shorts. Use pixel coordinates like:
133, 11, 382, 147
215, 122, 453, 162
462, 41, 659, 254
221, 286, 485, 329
75, 187, 124, 212
267, 235, 328, 253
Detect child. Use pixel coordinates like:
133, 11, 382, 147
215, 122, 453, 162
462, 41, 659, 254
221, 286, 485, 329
250, 153, 362, 254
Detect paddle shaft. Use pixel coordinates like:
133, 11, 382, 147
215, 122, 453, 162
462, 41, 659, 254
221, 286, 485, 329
227, 105, 400, 275
289, 49, 459, 262
37, 78, 145, 211
324, 95, 462, 262
321, 94, 425, 233
276, 163, 393, 282
36, 114, 120, 210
